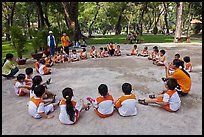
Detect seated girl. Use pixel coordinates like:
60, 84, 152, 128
39, 58, 51, 75
71, 49, 80, 62
138, 46, 149, 57
90, 46, 97, 58
114, 45, 122, 56
80, 48, 87, 60
102, 47, 110, 57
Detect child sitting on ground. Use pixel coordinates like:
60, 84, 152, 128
35, 59, 40, 73
59, 87, 90, 125
27, 85, 59, 119
30, 75, 53, 99
13, 73, 32, 96
45, 55, 54, 67
25, 67, 34, 86
131, 45, 139, 56
114, 45, 122, 56
39, 58, 51, 75
87, 84, 114, 118
53, 50, 63, 63
90, 46, 97, 58
71, 49, 80, 62
148, 46, 158, 60
80, 47, 87, 60
138, 78, 181, 112
138, 46, 149, 57
97, 47, 104, 58
183, 56, 192, 73
102, 47, 110, 57
60, 47, 69, 62
154, 49, 167, 66
107, 42, 116, 56
168, 53, 182, 73
115, 83, 137, 116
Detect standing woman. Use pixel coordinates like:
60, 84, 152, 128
165, 59, 192, 96
2, 53, 19, 79
47, 31, 56, 56
61, 33, 71, 55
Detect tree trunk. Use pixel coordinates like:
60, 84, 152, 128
26, 13, 32, 39
36, 2, 45, 29
44, 2, 51, 28
62, 2, 85, 41
115, 3, 127, 35
139, 3, 148, 36
163, 2, 169, 35
10, 2, 16, 26
88, 2, 100, 37
174, 2, 183, 42
186, 3, 192, 37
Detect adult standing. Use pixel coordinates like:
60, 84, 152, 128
47, 31, 56, 56
165, 59, 192, 96
2, 53, 19, 79
61, 33, 71, 55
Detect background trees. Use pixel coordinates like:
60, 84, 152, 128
2, 2, 202, 43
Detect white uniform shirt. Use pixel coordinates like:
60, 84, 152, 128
59, 100, 82, 125
163, 90, 181, 111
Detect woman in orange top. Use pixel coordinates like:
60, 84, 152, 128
165, 59, 192, 96
61, 33, 71, 55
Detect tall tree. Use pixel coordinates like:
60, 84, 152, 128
139, 2, 148, 35
163, 2, 170, 35
174, 2, 183, 42
115, 2, 128, 35
36, 2, 45, 29
61, 2, 84, 41
88, 2, 101, 37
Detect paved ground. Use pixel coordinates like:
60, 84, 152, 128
2, 43, 202, 135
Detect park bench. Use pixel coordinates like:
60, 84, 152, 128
176, 36, 191, 43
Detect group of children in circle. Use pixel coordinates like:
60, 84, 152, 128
12, 42, 193, 125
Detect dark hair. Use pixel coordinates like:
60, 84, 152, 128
183, 56, 190, 63
144, 46, 148, 50
173, 59, 190, 78
117, 45, 120, 48
153, 46, 158, 50
175, 53, 180, 58
166, 78, 178, 90
17, 73, 25, 81
82, 48, 86, 52
72, 49, 76, 52
39, 58, 45, 64
104, 47, 108, 51
122, 83, 132, 95
32, 75, 43, 91
91, 46, 95, 49
62, 88, 75, 122
34, 85, 45, 97
134, 45, 137, 48
160, 50, 166, 55
98, 84, 108, 97
2, 53, 14, 66
100, 47, 103, 50
25, 67, 33, 75
155, 48, 159, 53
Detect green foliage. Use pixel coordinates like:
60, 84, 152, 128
153, 26, 158, 34
10, 25, 27, 58
30, 28, 47, 52
192, 23, 202, 34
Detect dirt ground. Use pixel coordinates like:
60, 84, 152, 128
2, 43, 202, 135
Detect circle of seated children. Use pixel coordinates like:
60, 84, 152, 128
8, 43, 193, 126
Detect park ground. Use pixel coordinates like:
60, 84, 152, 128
2, 43, 202, 135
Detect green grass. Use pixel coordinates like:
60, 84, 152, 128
2, 40, 34, 63
2, 34, 202, 62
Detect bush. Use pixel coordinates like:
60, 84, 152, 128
10, 25, 27, 59
153, 26, 158, 34
192, 23, 202, 34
